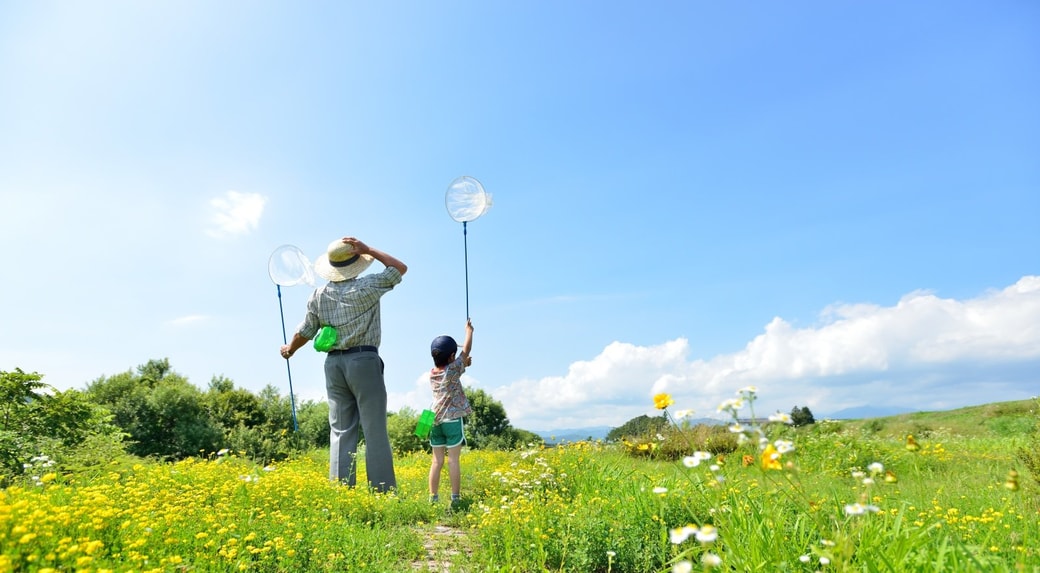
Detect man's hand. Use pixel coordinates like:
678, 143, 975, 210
343, 237, 370, 255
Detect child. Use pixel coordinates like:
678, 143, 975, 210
427, 318, 474, 504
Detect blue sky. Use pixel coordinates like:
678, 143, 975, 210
2, 1, 1037, 432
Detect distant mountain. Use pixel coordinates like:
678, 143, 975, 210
535, 419, 726, 444
535, 426, 612, 444
825, 405, 917, 420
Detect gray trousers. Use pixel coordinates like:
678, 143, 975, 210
324, 350, 397, 492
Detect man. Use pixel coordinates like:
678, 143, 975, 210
280, 236, 406, 492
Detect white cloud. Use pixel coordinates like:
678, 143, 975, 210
389, 370, 485, 416
207, 191, 267, 237
388, 371, 433, 415
167, 314, 210, 326
496, 276, 1040, 431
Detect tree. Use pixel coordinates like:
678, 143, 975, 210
210, 383, 303, 464
386, 407, 427, 454
790, 405, 816, 427
86, 359, 222, 460
464, 387, 512, 449
294, 400, 331, 450
205, 377, 265, 429
1, 368, 125, 481
606, 414, 669, 442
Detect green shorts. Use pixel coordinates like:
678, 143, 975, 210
430, 417, 466, 448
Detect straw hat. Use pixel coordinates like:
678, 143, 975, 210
314, 239, 374, 281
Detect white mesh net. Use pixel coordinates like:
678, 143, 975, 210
268, 245, 316, 287
445, 176, 493, 223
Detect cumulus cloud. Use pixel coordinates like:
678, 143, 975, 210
388, 372, 434, 414
207, 191, 267, 237
388, 370, 482, 415
167, 314, 210, 326
497, 276, 1040, 431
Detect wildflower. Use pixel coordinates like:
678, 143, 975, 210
820, 556, 831, 565
717, 398, 744, 413
673, 409, 695, 419
768, 411, 793, 424
844, 503, 866, 516
673, 561, 693, 573
217, 448, 230, 456
683, 451, 712, 468
867, 462, 884, 474
799, 555, 811, 563
905, 434, 919, 451
656, 433, 666, 441
884, 470, 898, 483
1005, 469, 1019, 492
654, 393, 674, 410
670, 525, 698, 544
606, 551, 616, 558
701, 552, 722, 567
737, 386, 757, 395
695, 524, 718, 543
741, 454, 754, 467
774, 440, 795, 454
728, 423, 745, 434
844, 502, 880, 516
652, 486, 668, 495
761, 444, 782, 471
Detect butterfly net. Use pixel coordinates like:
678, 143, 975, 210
445, 176, 493, 222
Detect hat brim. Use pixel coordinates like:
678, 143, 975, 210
314, 253, 375, 282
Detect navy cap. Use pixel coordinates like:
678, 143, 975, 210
431, 335, 458, 357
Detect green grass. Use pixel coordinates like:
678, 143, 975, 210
2, 397, 1038, 572
842, 398, 1038, 439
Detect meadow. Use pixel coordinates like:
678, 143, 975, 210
2, 391, 1037, 573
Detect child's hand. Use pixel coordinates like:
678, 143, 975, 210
465, 318, 474, 333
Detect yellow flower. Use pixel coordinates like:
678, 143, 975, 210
1004, 469, 1019, 492
884, 470, 898, 483
905, 434, 920, 451
761, 444, 782, 471
653, 393, 674, 410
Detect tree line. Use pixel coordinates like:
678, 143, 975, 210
1, 359, 539, 484
605, 405, 816, 442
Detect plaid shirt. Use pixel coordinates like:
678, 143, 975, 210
296, 266, 402, 350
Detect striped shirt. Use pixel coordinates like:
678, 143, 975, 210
296, 266, 402, 350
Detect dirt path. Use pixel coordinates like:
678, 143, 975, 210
411, 524, 474, 572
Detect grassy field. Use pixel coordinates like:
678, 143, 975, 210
2, 394, 1038, 572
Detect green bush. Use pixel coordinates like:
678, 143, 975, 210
1, 368, 127, 483
387, 407, 427, 455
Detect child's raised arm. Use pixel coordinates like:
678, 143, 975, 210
461, 318, 474, 358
